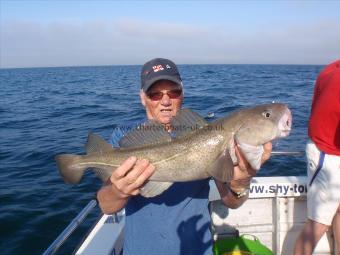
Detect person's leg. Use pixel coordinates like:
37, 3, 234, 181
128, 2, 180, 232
332, 206, 340, 255
295, 141, 337, 255
294, 219, 329, 255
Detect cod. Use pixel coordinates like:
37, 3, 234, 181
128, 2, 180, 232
56, 103, 292, 197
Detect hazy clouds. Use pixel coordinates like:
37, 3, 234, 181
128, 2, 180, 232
1, 17, 340, 68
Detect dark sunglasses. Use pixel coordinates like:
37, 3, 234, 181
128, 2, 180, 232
146, 89, 182, 101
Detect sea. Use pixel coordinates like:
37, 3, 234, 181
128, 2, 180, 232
0, 64, 324, 254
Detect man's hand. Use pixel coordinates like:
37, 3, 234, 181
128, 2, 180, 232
216, 142, 272, 209
97, 156, 155, 214
109, 156, 156, 198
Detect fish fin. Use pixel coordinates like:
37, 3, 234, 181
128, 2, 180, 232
119, 121, 172, 148
235, 140, 264, 170
171, 108, 208, 138
140, 181, 173, 197
228, 136, 238, 165
55, 154, 85, 184
86, 133, 115, 155
207, 148, 234, 182
92, 168, 112, 182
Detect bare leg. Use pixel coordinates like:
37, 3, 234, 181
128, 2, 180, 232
294, 219, 329, 255
332, 206, 340, 255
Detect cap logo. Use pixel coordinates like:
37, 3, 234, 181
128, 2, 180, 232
166, 64, 171, 69
152, 65, 164, 72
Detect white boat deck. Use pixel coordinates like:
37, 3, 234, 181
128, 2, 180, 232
75, 176, 335, 255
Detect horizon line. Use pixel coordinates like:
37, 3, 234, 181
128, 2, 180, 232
0, 62, 326, 70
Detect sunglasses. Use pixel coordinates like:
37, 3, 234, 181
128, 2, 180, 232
146, 88, 182, 101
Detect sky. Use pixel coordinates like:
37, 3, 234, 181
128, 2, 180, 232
1, 0, 340, 68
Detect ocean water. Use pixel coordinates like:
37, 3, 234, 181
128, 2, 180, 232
0, 64, 323, 254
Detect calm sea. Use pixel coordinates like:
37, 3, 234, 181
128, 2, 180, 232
0, 64, 323, 254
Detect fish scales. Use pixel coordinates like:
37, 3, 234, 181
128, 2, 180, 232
55, 103, 292, 197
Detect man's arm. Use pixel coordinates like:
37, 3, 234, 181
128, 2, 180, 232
216, 142, 272, 209
97, 156, 155, 214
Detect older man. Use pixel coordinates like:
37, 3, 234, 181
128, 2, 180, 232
97, 58, 272, 255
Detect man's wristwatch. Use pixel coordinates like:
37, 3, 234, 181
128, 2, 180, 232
228, 186, 249, 198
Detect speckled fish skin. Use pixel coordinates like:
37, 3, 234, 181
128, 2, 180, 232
55, 103, 292, 185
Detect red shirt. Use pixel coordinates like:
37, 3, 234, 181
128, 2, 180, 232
308, 60, 340, 155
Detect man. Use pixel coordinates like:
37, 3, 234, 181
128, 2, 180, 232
294, 60, 340, 255
97, 58, 272, 255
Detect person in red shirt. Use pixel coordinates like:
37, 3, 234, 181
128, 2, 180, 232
294, 60, 340, 254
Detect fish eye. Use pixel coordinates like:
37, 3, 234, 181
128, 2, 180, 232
262, 111, 271, 118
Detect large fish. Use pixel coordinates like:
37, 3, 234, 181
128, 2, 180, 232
56, 103, 292, 197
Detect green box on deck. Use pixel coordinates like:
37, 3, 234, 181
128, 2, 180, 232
213, 235, 274, 255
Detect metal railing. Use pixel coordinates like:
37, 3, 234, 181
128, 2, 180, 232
43, 199, 98, 255
271, 151, 304, 156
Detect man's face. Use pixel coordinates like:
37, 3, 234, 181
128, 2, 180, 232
140, 80, 183, 125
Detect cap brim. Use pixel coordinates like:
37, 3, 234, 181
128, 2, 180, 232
143, 75, 182, 92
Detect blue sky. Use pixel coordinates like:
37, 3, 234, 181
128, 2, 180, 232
1, 1, 340, 68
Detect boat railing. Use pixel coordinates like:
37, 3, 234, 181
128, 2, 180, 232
43, 199, 98, 255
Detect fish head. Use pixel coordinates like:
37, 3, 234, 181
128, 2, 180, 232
234, 103, 292, 146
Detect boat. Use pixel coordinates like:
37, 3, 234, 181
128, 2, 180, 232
44, 176, 335, 255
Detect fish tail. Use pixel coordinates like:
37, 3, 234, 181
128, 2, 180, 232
55, 154, 85, 184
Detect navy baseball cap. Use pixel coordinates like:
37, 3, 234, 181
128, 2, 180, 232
140, 58, 182, 92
